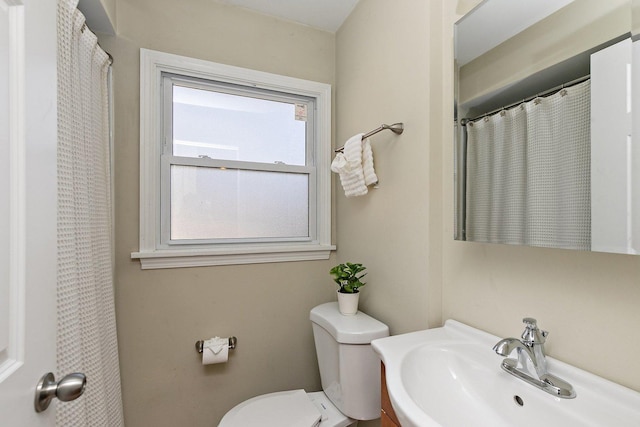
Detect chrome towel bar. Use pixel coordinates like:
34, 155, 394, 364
335, 122, 404, 153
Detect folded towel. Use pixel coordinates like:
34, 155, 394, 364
362, 138, 378, 186
331, 134, 379, 197
331, 134, 368, 197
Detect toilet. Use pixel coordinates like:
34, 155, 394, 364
218, 302, 390, 427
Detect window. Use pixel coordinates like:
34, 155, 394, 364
133, 49, 334, 268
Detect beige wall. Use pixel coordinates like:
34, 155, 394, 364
334, 3, 445, 424
98, 0, 640, 425
335, 0, 441, 336
98, 1, 337, 425
100, 0, 116, 31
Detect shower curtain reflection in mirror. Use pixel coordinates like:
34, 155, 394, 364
464, 80, 591, 250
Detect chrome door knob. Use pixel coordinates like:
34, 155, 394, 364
34, 372, 86, 412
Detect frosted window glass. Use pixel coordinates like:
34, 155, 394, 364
172, 85, 307, 165
170, 165, 309, 240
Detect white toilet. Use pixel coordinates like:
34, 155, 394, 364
218, 302, 390, 427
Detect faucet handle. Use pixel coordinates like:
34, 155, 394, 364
521, 318, 548, 344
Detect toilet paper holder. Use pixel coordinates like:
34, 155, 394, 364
195, 337, 237, 354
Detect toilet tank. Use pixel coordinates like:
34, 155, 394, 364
310, 302, 389, 421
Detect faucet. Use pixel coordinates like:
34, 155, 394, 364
493, 318, 575, 398
493, 318, 548, 378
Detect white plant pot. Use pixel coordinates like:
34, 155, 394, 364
337, 290, 360, 315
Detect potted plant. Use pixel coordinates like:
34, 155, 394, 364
330, 262, 366, 315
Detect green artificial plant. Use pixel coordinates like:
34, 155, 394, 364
330, 262, 367, 294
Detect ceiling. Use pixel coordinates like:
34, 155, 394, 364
78, 0, 360, 35
213, 0, 360, 33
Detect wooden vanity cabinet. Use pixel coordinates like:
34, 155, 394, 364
381, 363, 401, 427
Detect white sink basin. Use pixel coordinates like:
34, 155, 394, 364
372, 320, 640, 427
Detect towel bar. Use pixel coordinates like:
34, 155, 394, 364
334, 122, 404, 153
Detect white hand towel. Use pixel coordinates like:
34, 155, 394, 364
362, 138, 378, 186
331, 134, 368, 197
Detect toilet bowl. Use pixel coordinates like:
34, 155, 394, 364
218, 302, 389, 427
218, 390, 354, 427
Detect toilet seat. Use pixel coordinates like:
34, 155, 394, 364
218, 389, 353, 427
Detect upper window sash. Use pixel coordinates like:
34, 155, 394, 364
161, 72, 317, 164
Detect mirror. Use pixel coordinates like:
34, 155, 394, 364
454, 0, 640, 254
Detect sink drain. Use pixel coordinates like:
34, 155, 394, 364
513, 395, 524, 407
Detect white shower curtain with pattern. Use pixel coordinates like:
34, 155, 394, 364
57, 0, 124, 425
466, 80, 591, 250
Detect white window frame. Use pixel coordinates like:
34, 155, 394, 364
132, 49, 334, 269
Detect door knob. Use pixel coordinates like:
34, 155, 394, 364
34, 372, 86, 413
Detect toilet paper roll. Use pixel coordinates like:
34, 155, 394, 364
202, 337, 229, 365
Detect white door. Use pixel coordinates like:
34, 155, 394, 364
0, 0, 73, 425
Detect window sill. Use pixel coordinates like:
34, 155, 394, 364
131, 244, 336, 269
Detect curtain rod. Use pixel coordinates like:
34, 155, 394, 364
461, 74, 590, 125
334, 123, 404, 152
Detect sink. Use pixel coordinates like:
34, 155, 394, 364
372, 320, 640, 427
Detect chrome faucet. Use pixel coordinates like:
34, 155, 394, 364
494, 318, 548, 378
493, 318, 575, 398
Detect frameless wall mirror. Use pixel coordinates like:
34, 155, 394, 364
454, 0, 640, 255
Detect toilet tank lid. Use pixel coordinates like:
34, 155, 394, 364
310, 302, 389, 344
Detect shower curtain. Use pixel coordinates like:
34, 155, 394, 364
57, 0, 124, 426
465, 80, 591, 250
